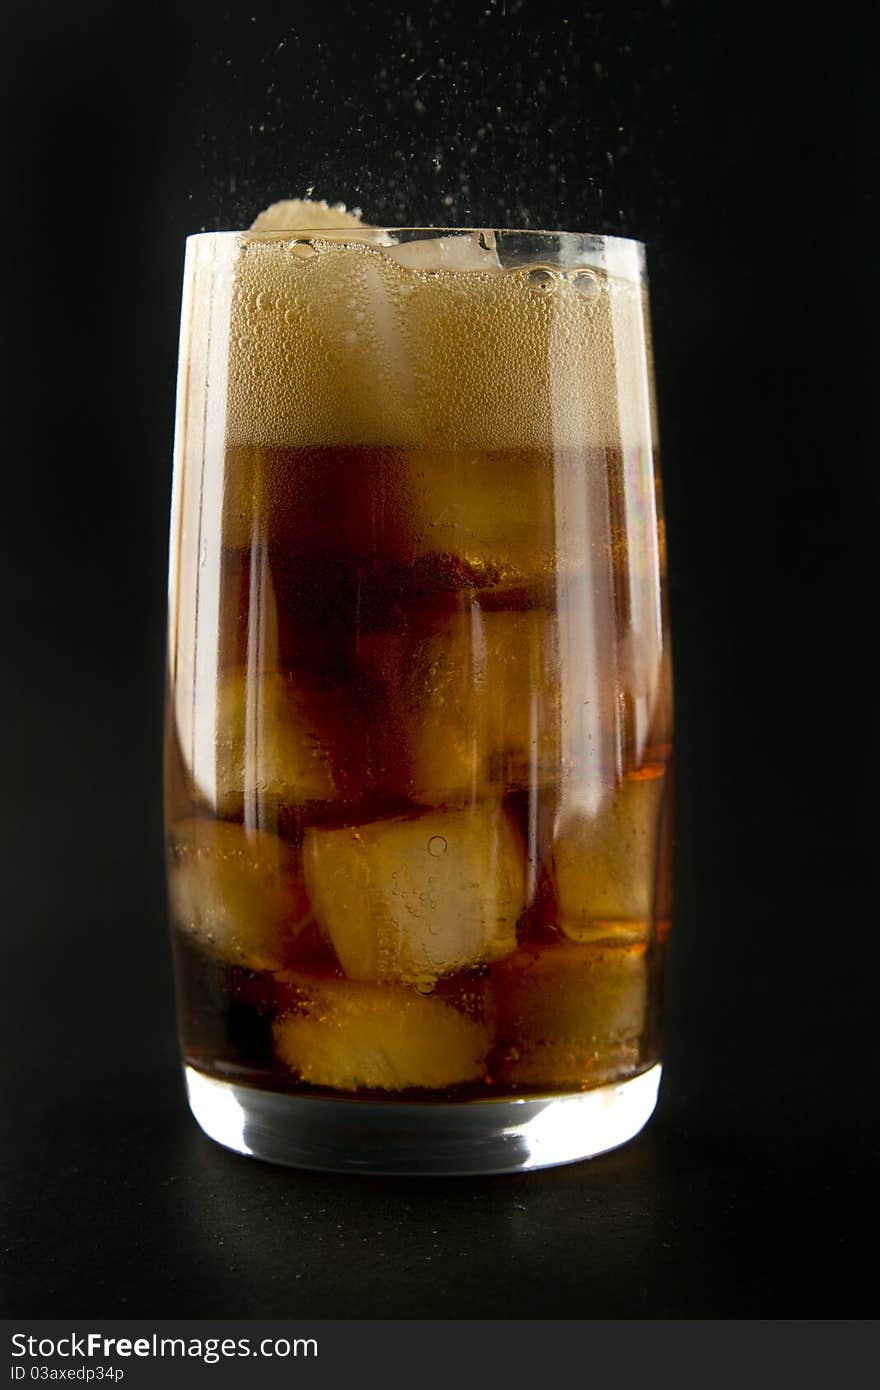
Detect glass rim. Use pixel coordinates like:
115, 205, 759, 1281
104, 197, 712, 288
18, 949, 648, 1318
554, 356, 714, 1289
188, 226, 646, 249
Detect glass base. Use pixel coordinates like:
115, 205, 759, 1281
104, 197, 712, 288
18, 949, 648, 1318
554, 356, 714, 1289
184, 1063, 661, 1175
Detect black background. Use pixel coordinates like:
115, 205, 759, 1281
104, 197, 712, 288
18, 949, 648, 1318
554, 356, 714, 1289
2, 0, 877, 1318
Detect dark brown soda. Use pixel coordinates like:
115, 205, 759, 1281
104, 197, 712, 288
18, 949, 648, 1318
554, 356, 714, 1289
166, 443, 672, 1100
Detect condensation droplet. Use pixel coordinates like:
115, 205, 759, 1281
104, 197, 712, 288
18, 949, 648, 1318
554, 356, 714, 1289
428, 835, 448, 858
288, 239, 318, 260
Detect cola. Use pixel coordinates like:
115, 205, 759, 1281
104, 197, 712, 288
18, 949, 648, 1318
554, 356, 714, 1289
165, 225, 672, 1110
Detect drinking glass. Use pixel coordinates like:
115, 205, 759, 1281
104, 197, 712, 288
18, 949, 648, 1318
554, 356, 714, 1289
164, 226, 673, 1174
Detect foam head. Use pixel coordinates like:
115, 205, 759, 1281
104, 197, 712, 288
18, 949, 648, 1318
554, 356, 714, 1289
221, 218, 652, 454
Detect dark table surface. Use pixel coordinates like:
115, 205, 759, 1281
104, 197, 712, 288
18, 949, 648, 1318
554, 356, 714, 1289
7, 1086, 877, 1320
4, 851, 878, 1320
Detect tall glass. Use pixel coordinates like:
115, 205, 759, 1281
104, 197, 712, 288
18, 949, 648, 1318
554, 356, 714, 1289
165, 227, 673, 1174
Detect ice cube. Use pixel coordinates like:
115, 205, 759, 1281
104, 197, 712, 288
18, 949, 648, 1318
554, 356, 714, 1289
273, 974, 491, 1090
492, 939, 648, 1088
385, 231, 503, 273
303, 804, 525, 987
168, 818, 309, 972
412, 604, 560, 802
480, 608, 560, 792
359, 601, 559, 806
552, 767, 667, 943
400, 448, 558, 589
187, 667, 335, 820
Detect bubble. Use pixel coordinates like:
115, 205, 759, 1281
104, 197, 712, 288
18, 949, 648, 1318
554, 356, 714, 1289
569, 269, 601, 298
428, 835, 448, 858
526, 268, 558, 294
288, 240, 318, 260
